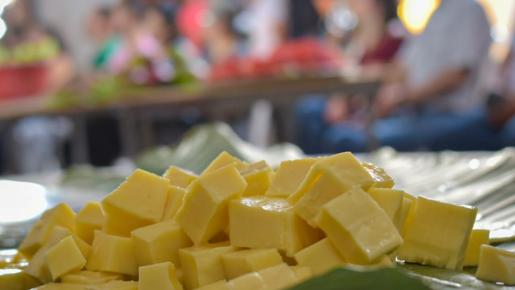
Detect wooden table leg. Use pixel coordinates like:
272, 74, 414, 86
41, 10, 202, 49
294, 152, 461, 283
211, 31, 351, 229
117, 110, 139, 159
70, 115, 89, 164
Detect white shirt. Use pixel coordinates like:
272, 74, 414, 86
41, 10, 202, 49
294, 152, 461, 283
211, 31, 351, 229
247, 0, 287, 59
506, 37, 515, 96
400, 0, 492, 113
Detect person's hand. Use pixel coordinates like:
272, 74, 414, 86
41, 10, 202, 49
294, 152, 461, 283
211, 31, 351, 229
374, 83, 408, 118
324, 96, 349, 124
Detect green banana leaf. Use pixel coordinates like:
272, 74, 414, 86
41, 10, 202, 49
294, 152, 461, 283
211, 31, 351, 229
288, 264, 515, 290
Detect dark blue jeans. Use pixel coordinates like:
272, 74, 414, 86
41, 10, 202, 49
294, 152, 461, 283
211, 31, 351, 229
296, 97, 511, 153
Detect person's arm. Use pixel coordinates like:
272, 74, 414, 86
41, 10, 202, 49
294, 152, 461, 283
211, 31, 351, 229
375, 67, 469, 117
489, 95, 515, 127
404, 68, 470, 104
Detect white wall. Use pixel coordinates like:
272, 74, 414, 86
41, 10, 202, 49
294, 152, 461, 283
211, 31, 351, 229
36, 0, 117, 71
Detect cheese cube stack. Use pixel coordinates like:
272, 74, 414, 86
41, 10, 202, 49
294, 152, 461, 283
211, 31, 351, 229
13, 151, 514, 289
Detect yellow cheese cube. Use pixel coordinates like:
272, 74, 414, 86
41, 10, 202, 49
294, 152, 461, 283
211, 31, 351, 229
162, 186, 187, 221
229, 272, 265, 290
290, 266, 312, 282
25, 226, 74, 283
316, 187, 402, 264
293, 169, 354, 227
367, 188, 404, 227
132, 221, 192, 267
61, 271, 123, 284
294, 238, 346, 275
195, 280, 233, 290
176, 165, 247, 245
164, 166, 198, 188
45, 236, 86, 281
139, 262, 183, 290
179, 244, 236, 289
229, 197, 322, 257
397, 196, 477, 270
203, 152, 246, 174
73, 237, 91, 259
86, 231, 137, 276
475, 245, 515, 285
19, 204, 76, 258
222, 248, 283, 279
0, 269, 41, 290
102, 169, 169, 236
99, 280, 138, 290
398, 193, 415, 234
361, 162, 394, 188
288, 152, 374, 205
30, 283, 92, 290
258, 263, 298, 290
240, 161, 273, 196
76, 202, 105, 244
463, 229, 490, 266
266, 158, 317, 198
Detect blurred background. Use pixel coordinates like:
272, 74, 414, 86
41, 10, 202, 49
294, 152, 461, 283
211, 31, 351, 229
0, 0, 514, 176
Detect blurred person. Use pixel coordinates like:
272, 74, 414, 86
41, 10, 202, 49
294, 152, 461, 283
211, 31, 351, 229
143, 5, 175, 45
107, 0, 168, 76
429, 35, 515, 150
320, 0, 492, 152
2, 0, 74, 90
246, 0, 288, 59
288, 0, 322, 38
1, 0, 74, 173
86, 6, 119, 71
205, 8, 246, 64
495, 37, 515, 147
296, 0, 403, 154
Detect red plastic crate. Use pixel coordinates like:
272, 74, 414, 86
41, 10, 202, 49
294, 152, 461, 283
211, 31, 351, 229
0, 63, 49, 101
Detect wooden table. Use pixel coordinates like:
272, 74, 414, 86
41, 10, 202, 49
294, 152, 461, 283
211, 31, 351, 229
0, 75, 381, 168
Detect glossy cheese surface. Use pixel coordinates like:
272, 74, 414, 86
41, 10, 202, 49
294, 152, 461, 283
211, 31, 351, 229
367, 188, 404, 227
240, 161, 273, 196
45, 236, 86, 281
132, 221, 192, 267
19, 204, 76, 258
229, 197, 321, 256
139, 262, 183, 290
222, 248, 283, 279
202, 152, 246, 174
60, 271, 123, 285
294, 238, 346, 275
179, 244, 236, 289
361, 162, 394, 188
75, 202, 105, 244
266, 159, 317, 198
25, 226, 74, 283
463, 229, 490, 266
164, 166, 197, 188
102, 169, 169, 236
176, 165, 247, 245
162, 186, 187, 221
317, 187, 402, 264
86, 231, 138, 276
397, 196, 477, 270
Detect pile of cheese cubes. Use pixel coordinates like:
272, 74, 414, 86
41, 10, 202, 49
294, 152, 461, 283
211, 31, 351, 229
13, 152, 515, 289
